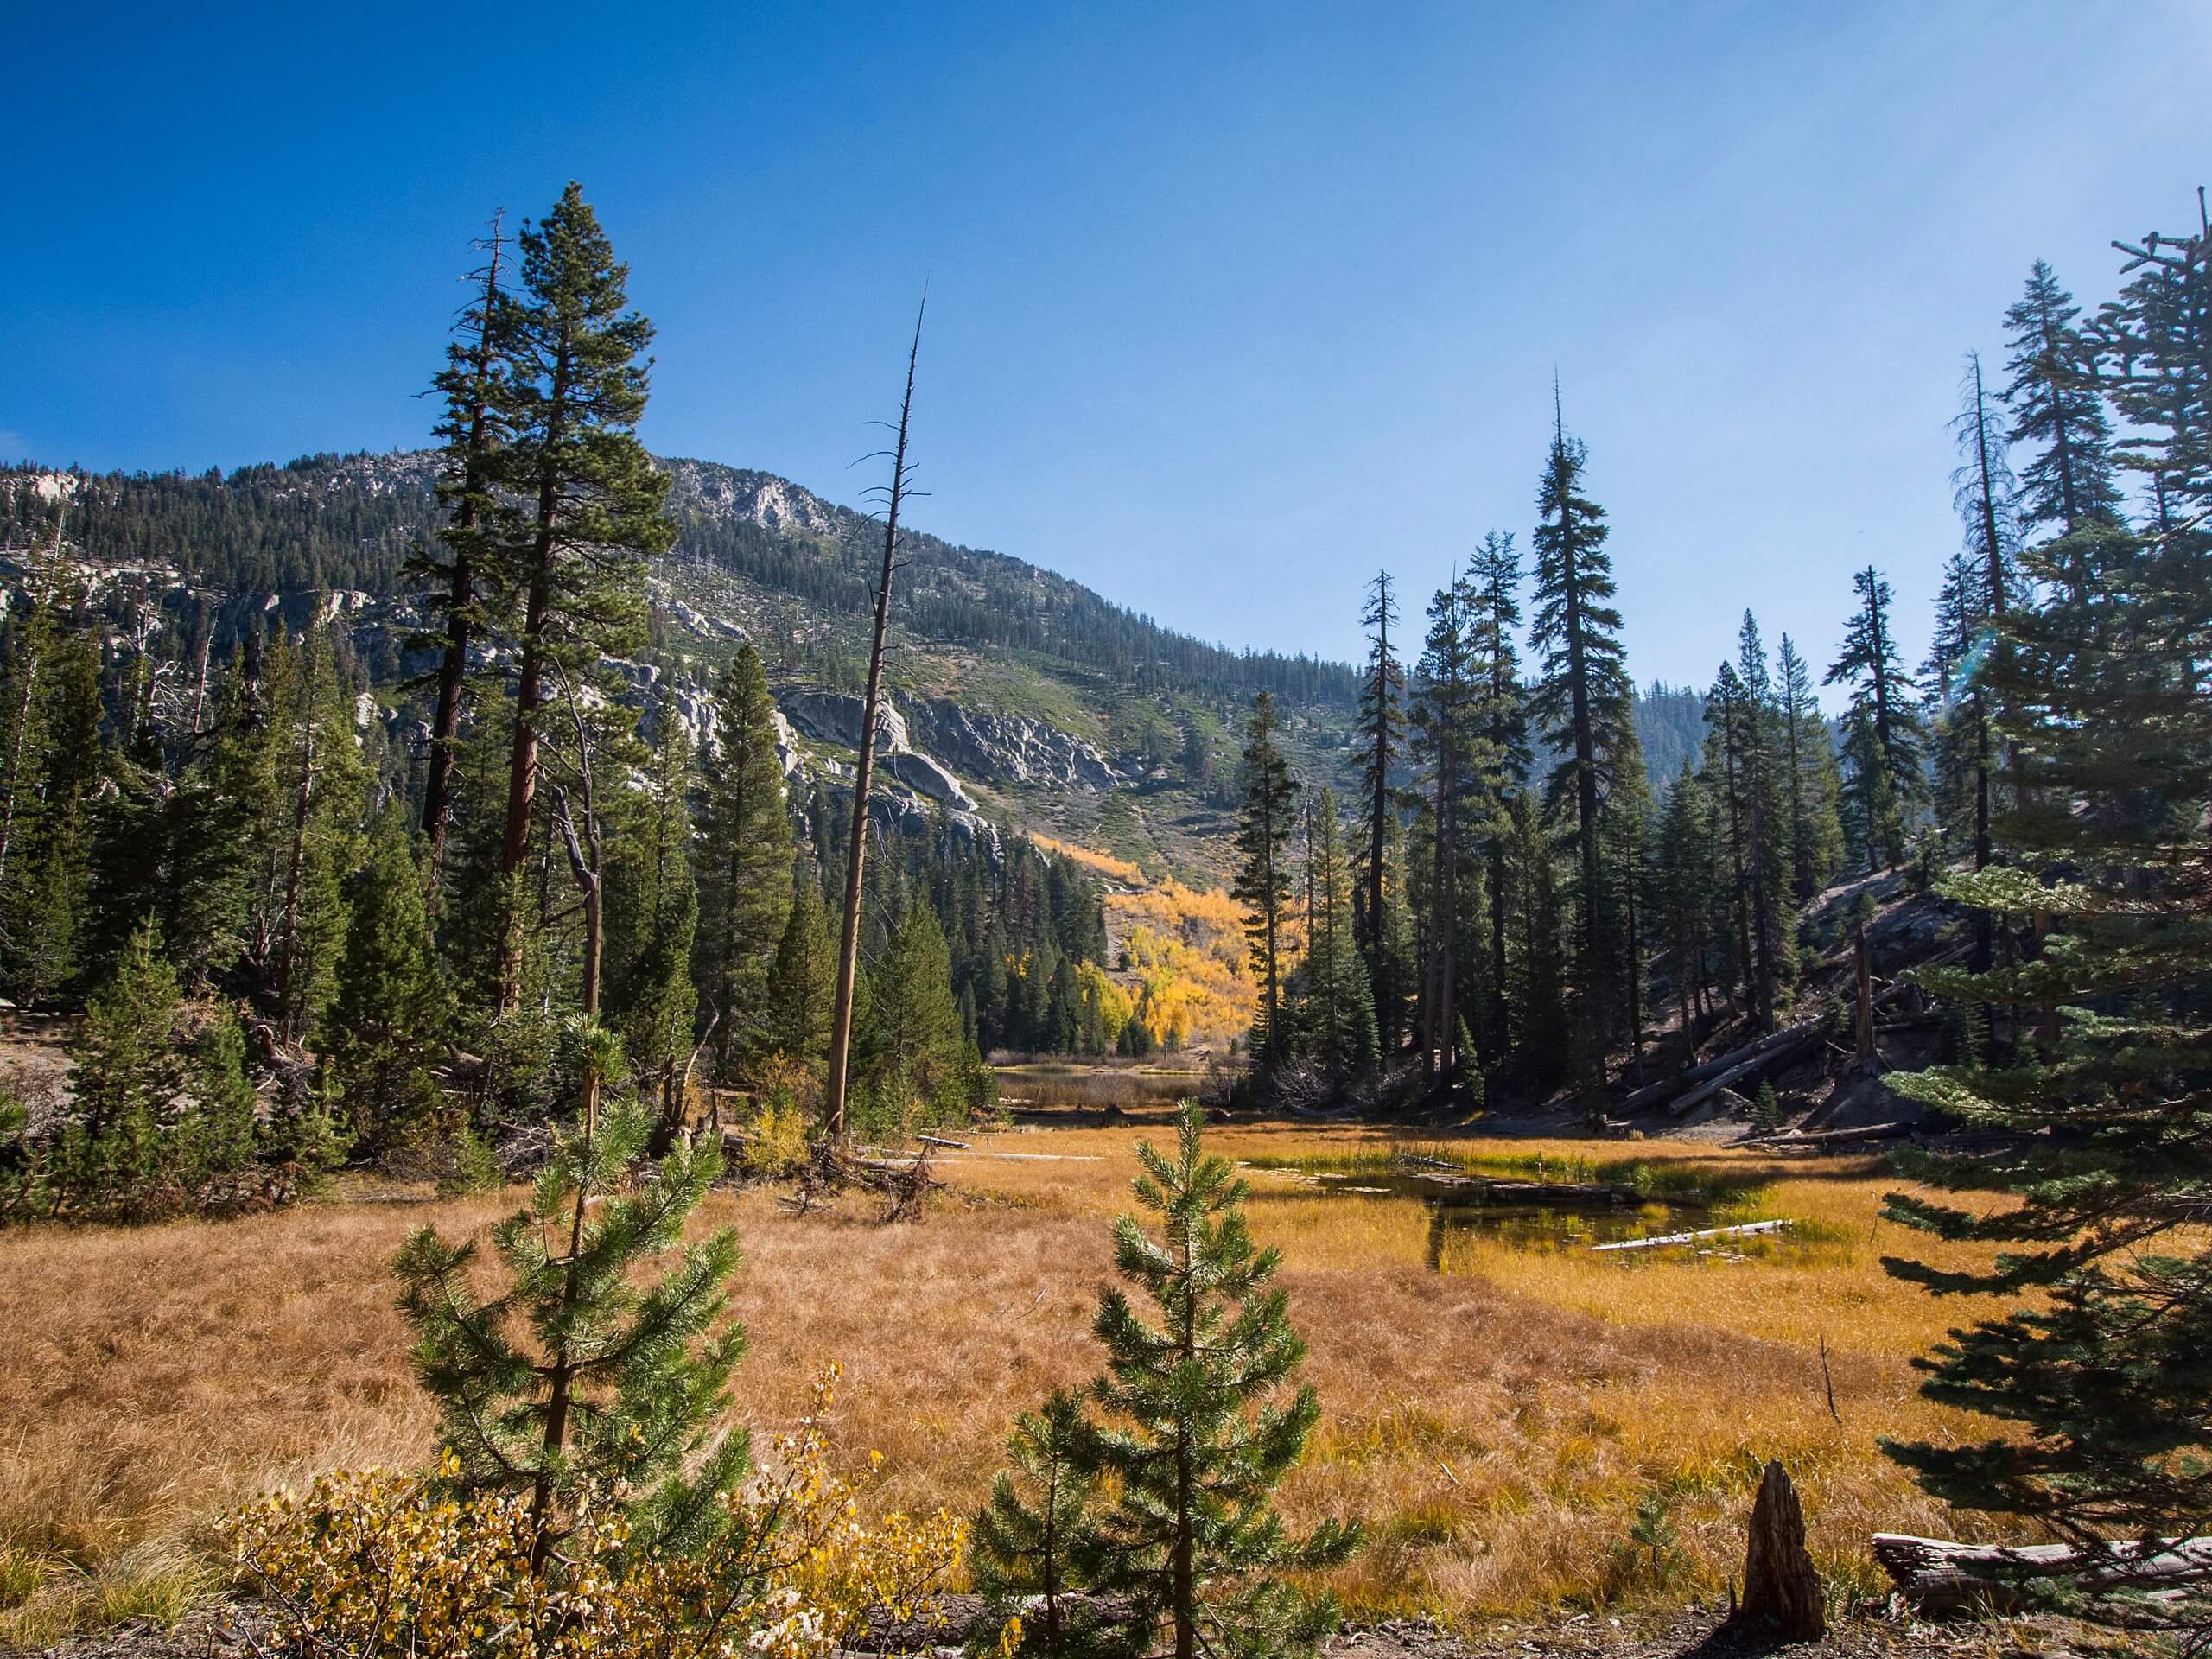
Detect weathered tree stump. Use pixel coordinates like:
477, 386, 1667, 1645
1733, 1459, 1825, 1641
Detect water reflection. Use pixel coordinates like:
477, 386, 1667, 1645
1261, 1166, 1815, 1270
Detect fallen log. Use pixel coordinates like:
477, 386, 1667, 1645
1667, 1027, 1824, 1116
916, 1133, 970, 1150
1414, 1171, 1638, 1206
1745, 1121, 1910, 1149
1872, 1532, 2212, 1617
1615, 1071, 1692, 1114
1681, 1020, 1818, 1085
1591, 1218, 1790, 1253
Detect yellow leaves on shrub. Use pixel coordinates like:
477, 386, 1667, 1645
1029, 836, 1144, 886
223, 1367, 964, 1659
1074, 962, 1134, 1044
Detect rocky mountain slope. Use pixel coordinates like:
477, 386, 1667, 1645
0, 452, 1363, 884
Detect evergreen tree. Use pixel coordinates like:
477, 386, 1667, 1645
1774, 634, 1845, 904
262, 621, 366, 1041
1712, 614, 1790, 1029
1651, 760, 1717, 1046
1088, 1104, 1358, 1659
1410, 570, 1478, 1076
971, 1392, 1126, 1659
53, 915, 184, 1213
325, 818, 453, 1154
1881, 393, 2212, 1595
485, 183, 673, 1005
693, 645, 793, 1081
868, 897, 963, 1114
1293, 790, 1378, 1077
394, 1028, 747, 1569
1825, 566, 1923, 869
1467, 531, 1529, 1061
1506, 793, 1569, 1089
607, 683, 698, 1141
1231, 694, 1298, 1057
413, 213, 512, 884
2001, 260, 2123, 535
1353, 569, 1402, 963
1529, 397, 1636, 1043
766, 871, 836, 1065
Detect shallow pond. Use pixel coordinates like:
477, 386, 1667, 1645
1244, 1161, 1816, 1269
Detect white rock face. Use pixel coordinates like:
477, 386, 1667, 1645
769, 710, 802, 779
664, 462, 843, 540
900, 697, 1122, 790
781, 692, 912, 756
881, 750, 974, 810
667, 599, 746, 640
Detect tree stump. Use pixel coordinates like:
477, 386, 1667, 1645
1734, 1459, 1825, 1641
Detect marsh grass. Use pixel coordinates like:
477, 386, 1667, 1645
0, 1123, 2024, 1637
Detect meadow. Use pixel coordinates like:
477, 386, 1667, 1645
0, 1116, 2020, 1647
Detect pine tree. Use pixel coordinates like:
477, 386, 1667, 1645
1720, 613, 1790, 1029
1652, 760, 1716, 1047
694, 645, 793, 1081
1774, 634, 1844, 904
413, 213, 511, 885
868, 897, 963, 1116
186, 1002, 266, 1209
394, 1028, 747, 1569
1088, 1104, 1358, 1659
1410, 570, 1478, 1076
1529, 395, 1635, 1044
2001, 260, 2123, 535
971, 1393, 1126, 1659
607, 682, 698, 1143
1231, 694, 1298, 1057
1825, 567, 1923, 870
1294, 790, 1378, 1077
325, 817, 453, 1155
486, 183, 672, 1006
1467, 531, 1529, 1061
53, 916, 184, 1216
1880, 398, 2212, 1592
1353, 570, 1402, 963
1507, 793, 1569, 1089
261, 620, 365, 1042
766, 872, 836, 1065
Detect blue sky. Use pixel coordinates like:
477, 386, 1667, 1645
6, 2, 2208, 695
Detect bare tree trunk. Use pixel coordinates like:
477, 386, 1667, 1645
826, 298, 925, 1140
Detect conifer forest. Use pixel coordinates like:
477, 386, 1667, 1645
5, 11, 2212, 1659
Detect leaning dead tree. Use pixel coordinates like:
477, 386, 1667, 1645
824, 295, 925, 1141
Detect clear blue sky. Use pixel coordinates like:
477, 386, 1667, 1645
7, 2, 2207, 695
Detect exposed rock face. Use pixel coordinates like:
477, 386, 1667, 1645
881, 751, 974, 810
899, 696, 1122, 790
665, 598, 746, 641
782, 692, 912, 756
663, 461, 844, 540
798, 778, 999, 861
769, 710, 802, 779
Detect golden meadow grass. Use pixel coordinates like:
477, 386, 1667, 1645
0, 1121, 2026, 1642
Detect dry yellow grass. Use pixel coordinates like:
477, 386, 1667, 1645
0, 1120, 2024, 1641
